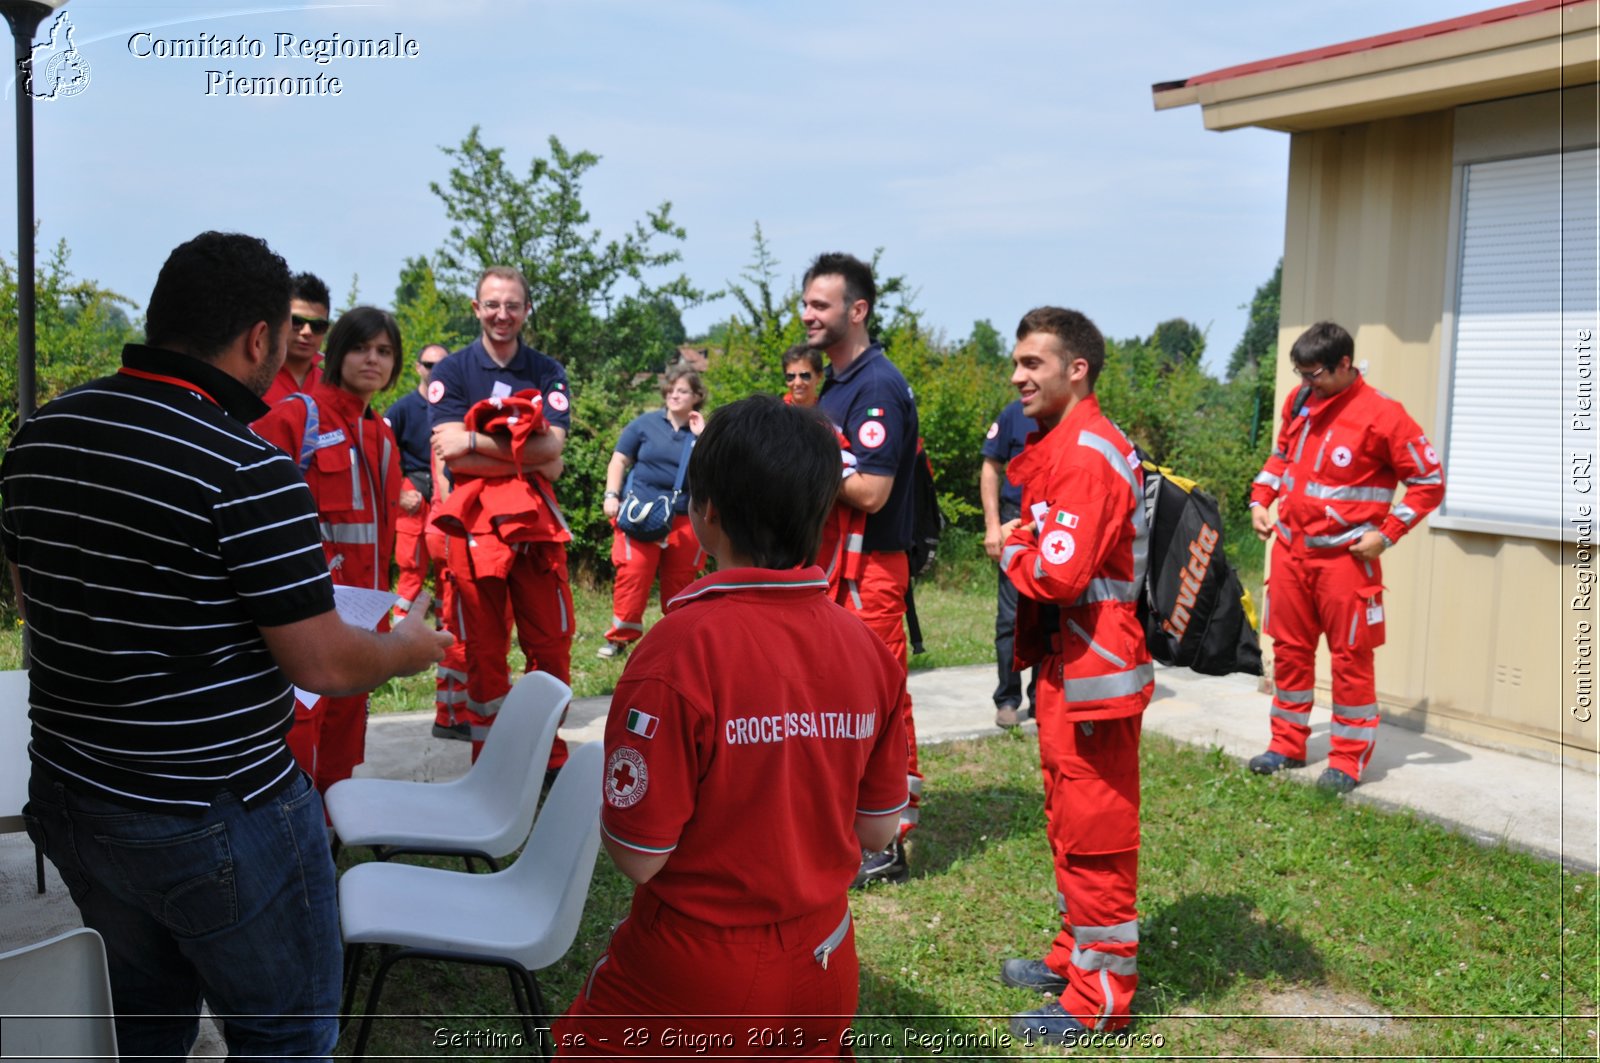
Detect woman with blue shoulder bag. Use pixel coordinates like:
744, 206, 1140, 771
598, 365, 706, 658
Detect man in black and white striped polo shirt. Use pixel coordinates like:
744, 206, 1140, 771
1, 231, 452, 1062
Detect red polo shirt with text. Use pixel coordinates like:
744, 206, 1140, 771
601, 566, 908, 926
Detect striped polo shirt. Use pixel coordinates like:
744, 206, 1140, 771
0, 344, 336, 811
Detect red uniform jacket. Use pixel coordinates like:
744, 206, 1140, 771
430, 391, 570, 580
1002, 396, 1152, 721
1250, 375, 1444, 554
253, 382, 400, 592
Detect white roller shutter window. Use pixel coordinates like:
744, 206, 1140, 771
1445, 148, 1598, 535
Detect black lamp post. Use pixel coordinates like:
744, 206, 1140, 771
1, 0, 69, 426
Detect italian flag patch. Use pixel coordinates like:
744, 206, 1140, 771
867, 407, 885, 417
625, 708, 659, 739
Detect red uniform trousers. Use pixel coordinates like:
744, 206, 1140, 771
440, 536, 572, 768
1035, 666, 1142, 1032
834, 549, 921, 837
283, 696, 326, 783
393, 494, 439, 621
1264, 541, 1386, 781
602, 515, 705, 645
555, 889, 857, 1059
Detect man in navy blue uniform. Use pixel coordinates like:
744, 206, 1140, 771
983, 398, 1040, 729
805, 251, 922, 886
427, 267, 573, 767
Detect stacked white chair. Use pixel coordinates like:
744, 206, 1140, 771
338, 739, 605, 1060
324, 670, 571, 871
0, 927, 118, 1062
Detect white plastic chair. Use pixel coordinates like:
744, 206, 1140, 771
324, 671, 570, 870
0, 927, 119, 1062
338, 739, 604, 1060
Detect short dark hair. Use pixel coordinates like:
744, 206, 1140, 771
476, 265, 532, 304
1016, 306, 1106, 387
290, 272, 330, 310
661, 364, 706, 411
145, 232, 291, 361
1289, 321, 1353, 372
803, 252, 876, 316
781, 343, 823, 375
323, 306, 404, 393
686, 395, 840, 569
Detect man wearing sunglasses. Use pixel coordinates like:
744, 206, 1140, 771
260, 272, 331, 407
1246, 321, 1445, 793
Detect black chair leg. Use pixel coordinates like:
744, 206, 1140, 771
33, 841, 44, 893
523, 972, 548, 1060
340, 943, 367, 1029
352, 946, 401, 1060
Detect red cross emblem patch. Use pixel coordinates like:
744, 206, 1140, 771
426, 380, 445, 404
605, 747, 648, 808
548, 390, 568, 412
858, 420, 887, 449
1041, 529, 1075, 566
1331, 445, 1353, 468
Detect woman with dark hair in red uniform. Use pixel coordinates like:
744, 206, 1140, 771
254, 306, 404, 792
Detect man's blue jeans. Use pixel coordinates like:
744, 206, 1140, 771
25, 767, 341, 1062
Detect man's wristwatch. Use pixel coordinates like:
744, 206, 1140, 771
604, 490, 620, 500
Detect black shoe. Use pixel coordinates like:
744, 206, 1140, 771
999, 958, 1068, 995
432, 721, 471, 742
1248, 750, 1305, 775
1316, 767, 1358, 793
850, 838, 908, 888
1009, 1001, 1089, 1046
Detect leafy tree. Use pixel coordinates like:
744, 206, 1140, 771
0, 239, 138, 443
426, 127, 711, 378
1228, 259, 1281, 379
966, 318, 1005, 361
1149, 317, 1206, 369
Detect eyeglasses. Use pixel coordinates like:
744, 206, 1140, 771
292, 314, 331, 335
784, 371, 814, 382
479, 301, 526, 314
1294, 365, 1328, 381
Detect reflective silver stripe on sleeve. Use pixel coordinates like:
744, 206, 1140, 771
1348, 613, 1359, 646
1282, 473, 1295, 492
1332, 701, 1380, 720
1253, 471, 1281, 490
1305, 482, 1395, 503
1067, 618, 1129, 670
906, 775, 923, 796
1305, 523, 1375, 549
1393, 503, 1417, 525
1270, 705, 1310, 724
1404, 473, 1443, 486
847, 579, 863, 611
1276, 521, 1293, 544
1069, 947, 1138, 976
1293, 422, 1311, 463
1077, 430, 1139, 495
1074, 919, 1139, 944
1001, 543, 1026, 573
1275, 686, 1315, 704
320, 521, 378, 544
1130, 480, 1150, 588
847, 532, 864, 552
1330, 721, 1377, 742
1312, 433, 1329, 472
350, 447, 363, 510
1406, 441, 1425, 474
1062, 663, 1153, 702
1034, 559, 1045, 581
1072, 578, 1140, 606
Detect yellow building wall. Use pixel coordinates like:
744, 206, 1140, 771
1273, 110, 1576, 762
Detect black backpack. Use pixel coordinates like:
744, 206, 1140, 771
903, 440, 943, 655
1136, 450, 1264, 676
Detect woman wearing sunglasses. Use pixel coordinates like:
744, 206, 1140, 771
782, 342, 823, 407
254, 306, 405, 794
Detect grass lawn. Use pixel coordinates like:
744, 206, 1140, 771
335, 730, 1597, 1059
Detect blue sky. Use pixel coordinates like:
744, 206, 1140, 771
4, 0, 1475, 372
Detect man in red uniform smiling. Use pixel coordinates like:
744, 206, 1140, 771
556, 395, 908, 1058
997, 307, 1151, 1046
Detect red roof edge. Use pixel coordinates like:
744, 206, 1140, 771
1165, 0, 1583, 90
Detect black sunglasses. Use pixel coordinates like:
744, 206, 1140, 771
419, 359, 443, 370
784, 371, 814, 382
292, 314, 331, 335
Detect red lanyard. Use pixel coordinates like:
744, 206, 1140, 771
117, 366, 220, 407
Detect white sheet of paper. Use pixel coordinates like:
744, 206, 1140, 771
292, 586, 399, 709
491, 380, 513, 399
